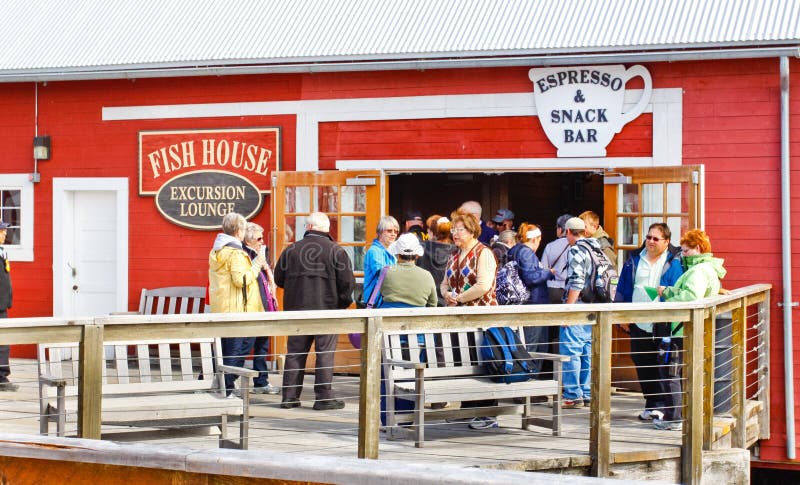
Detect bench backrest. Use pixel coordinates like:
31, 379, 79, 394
382, 328, 529, 380
38, 338, 220, 397
138, 286, 207, 315
39, 286, 214, 397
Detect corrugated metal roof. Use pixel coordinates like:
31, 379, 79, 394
0, 0, 798, 79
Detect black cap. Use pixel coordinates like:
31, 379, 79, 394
404, 210, 423, 222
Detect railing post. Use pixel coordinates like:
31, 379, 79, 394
78, 323, 104, 440
703, 307, 716, 449
358, 315, 382, 459
759, 289, 771, 440
683, 308, 705, 485
731, 296, 748, 448
590, 312, 611, 477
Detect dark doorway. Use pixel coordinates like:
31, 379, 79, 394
388, 171, 604, 246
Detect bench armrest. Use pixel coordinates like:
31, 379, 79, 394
39, 374, 68, 387
528, 351, 570, 362
384, 358, 426, 370
218, 364, 259, 378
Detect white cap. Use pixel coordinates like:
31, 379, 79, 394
389, 233, 424, 257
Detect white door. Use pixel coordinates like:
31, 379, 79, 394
69, 191, 117, 315
53, 178, 128, 317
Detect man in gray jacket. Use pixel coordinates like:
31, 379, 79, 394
541, 214, 573, 304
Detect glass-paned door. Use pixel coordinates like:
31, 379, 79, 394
272, 170, 384, 372
604, 166, 702, 267
272, 170, 383, 302
603, 165, 703, 393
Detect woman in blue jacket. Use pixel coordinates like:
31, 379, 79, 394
362, 215, 399, 307
614, 222, 684, 422
507, 223, 554, 372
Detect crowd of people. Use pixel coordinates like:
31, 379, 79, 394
205, 202, 727, 433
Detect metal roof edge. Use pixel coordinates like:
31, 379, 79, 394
2, 45, 798, 84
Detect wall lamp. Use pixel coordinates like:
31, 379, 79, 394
33, 136, 51, 160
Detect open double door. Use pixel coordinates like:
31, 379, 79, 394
271, 165, 702, 377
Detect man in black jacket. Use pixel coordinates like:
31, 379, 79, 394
0, 221, 17, 391
274, 212, 355, 410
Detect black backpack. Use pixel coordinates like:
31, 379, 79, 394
480, 327, 535, 383
575, 239, 618, 303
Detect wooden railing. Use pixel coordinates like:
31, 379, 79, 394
0, 284, 770, 484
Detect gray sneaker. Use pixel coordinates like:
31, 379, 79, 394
0, 381, 18, 392
251, 383, 281, 395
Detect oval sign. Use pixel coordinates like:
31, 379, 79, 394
155, 170, 263, 230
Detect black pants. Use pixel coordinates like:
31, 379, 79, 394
657, 337, 683, 422
629, 325, 664, 410
282, 334, 338, 401
0, 309, 8, 380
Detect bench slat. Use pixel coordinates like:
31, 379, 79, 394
394, 377, 559, 403
137, 344, 152, 383
114, 345, 129, 384
179, 343, 192, 380
158, 343, 172, 382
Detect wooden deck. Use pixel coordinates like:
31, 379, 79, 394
0, 358, 685, 472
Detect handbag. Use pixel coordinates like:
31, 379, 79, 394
349, 265, 389, 349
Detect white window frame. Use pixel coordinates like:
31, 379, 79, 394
1, 174, 34, 261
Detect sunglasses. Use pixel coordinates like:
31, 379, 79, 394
645, 235, 664, 242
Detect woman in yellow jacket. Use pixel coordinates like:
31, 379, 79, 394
208, 212, 265, 396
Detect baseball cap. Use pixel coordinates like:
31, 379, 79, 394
389, 233, 424, 257
404, 210, 423, 222
564, 217, 586, 231
491, 208, 515, 223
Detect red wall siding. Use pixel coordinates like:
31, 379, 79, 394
0, 59, 798, 462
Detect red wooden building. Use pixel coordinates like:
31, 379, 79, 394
0, 0, 798, 469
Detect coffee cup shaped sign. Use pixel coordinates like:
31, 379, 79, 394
529, 65, 652, 157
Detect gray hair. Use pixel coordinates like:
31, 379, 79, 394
498, 230, 517, 245
376, 215, 399, 235
556, 213, 574, 231
221, 212, 246, 236
244, 222, 264, 243
459, 200, 482, 218
306, 212, 330, 232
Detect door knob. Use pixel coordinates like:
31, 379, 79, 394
72, 285, 79, 291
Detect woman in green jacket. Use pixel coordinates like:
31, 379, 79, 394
654, 229, 726, 430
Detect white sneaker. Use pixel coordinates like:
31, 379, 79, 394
638, 409, 665, 421
251, 383, 281, 395
468, 417, 499, 430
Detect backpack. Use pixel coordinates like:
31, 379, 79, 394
575, 239, 619, 303
480, 327, 535, 383
495, 260, 531, 305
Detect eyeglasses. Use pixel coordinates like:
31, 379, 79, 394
383, 228, 399, 234
450, 227, 468, 234
645, 235, 664, 242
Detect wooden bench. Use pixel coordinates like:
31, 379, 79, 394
382, 327, 568, 447
38, 286, 258, 449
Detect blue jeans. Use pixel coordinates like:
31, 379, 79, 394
560, 324, 592, 401
222, 336, 255, 393
251, 336, 271, 388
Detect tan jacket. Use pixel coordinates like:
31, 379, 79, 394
208, 245, 264, 313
